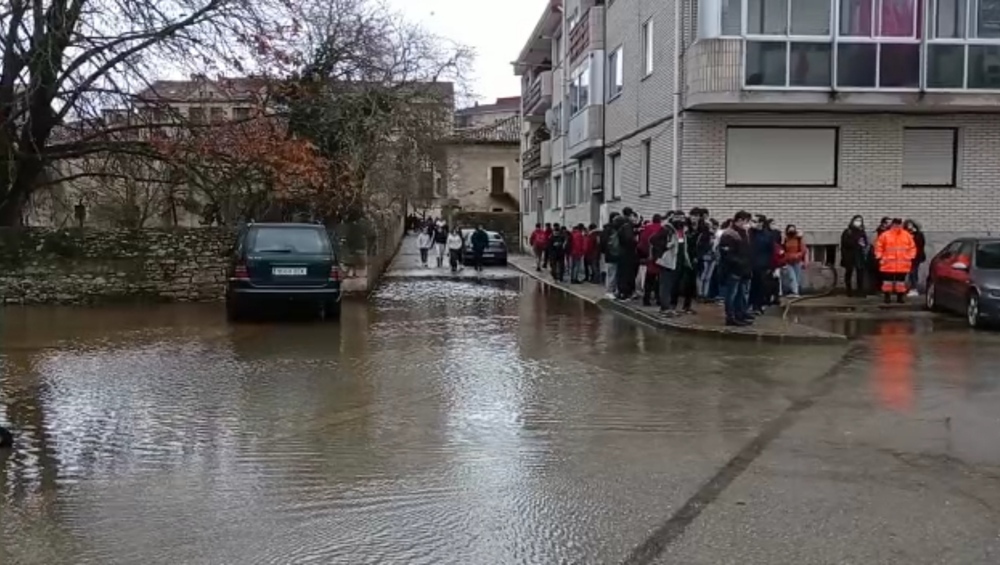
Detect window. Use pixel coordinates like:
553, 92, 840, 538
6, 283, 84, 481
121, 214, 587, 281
565, 169, 577, 206
233, 107, 251, 120
640, 140, 652, 195
809, 244, 839, 267
726, 127, 838, 186
523, 187, 531, 214
188, 107, 205, 123
698, 0, 743, 37
836, 0, 921, 88
490, 166, 506, 195
580, 167, 591, 203
570, 63, 591, 115
722, 0, 742, 34
745, 0, 833, 88
641, 18, 654, 76
975, 242, 1000, 269
552, 176, 561, 209
250, 227, 329, 254
210, 107, 225, 123
554, 33, 563, 64
902, 128, 958, 187
548, 103, 563, 136
927, 0, 1000, 89
608, 47, 624, 99
608, 153, 622, 200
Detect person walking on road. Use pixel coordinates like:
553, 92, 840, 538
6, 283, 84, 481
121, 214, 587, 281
875, 218, 917, 304
447, 228, 464, 273
433, 223, 448, 268
470, 225, 489, 273
417, 226, 434, 267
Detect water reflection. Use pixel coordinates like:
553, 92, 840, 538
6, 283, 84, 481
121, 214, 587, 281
1, 282, 991, 564
870, 321, 916, 412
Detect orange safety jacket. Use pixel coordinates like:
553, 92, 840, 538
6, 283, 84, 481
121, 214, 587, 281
874, 226, 916, 274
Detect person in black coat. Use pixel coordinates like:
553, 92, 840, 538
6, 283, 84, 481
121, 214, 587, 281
904, 219, 926, 296
615, 208, 639, 299
840, 215, 870, 297
718, 211, 754, 326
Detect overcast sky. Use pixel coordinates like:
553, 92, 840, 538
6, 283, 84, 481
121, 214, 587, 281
389, 0, 543, 105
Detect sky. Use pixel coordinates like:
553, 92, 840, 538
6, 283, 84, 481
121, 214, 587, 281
389, 0, 543, 105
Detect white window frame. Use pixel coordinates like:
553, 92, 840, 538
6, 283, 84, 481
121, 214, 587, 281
642, 18, 655, 76
902, 127, 959, 188
552, 175, 562, 209
927, 0, 1000, 91
608, 46, 624, 99
640, 139, 652, 195
580, 166, 591, 203
725, 126, 840, 186
608, 152, 622, 200
570, 62, 591, 115
565, 169, 577, 207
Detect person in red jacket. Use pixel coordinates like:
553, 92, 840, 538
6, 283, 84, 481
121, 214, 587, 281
569, 224, 587, 283
529, 223, 548, 272
638, 214, 664, 306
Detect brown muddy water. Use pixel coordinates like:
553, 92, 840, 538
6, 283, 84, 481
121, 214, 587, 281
1, 278, 998, 565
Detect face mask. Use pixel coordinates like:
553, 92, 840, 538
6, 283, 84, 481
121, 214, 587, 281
852, 220, 862, 228
787, 229, 796, 235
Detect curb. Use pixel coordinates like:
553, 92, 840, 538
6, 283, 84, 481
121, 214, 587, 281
509, 260, 846, 344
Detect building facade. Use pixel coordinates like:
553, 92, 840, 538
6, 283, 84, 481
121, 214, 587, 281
515, 0, 607, 250
517, 0, 1000, 259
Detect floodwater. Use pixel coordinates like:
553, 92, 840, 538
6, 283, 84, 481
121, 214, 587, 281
1, 278, 999, 565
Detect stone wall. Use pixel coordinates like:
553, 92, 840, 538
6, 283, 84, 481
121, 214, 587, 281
0, 228, 233, 305
0, 219, 407, 304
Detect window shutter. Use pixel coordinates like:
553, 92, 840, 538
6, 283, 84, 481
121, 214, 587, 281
902, 128, 956, 187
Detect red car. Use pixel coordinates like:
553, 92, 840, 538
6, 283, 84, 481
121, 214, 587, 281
925, 238, 1000, 328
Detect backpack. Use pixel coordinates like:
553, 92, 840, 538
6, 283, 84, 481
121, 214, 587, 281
608, 231, 621, 258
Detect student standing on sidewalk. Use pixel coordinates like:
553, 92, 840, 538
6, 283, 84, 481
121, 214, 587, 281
638, 214, 663, 306
417, 226, 434, 267
585, 224, 601, 283
782, 225, 806, 297
904, 219, 925, 297
601, 213, 621, 298
529, 224, 548, 272
548, 223, 567, 282
650, 216, 679, 315
719, 211, 754, 326
569, 224, 587, 283
615, 208, 639, 300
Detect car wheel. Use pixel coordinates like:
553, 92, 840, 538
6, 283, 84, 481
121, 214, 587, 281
967, 292, 982, 329
925, 280, 940, 312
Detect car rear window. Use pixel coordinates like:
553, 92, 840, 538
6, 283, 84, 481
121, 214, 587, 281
976, 243, 1000, 269
250, 227, 329, 254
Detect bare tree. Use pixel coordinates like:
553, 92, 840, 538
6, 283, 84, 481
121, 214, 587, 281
0, 0, 296, 225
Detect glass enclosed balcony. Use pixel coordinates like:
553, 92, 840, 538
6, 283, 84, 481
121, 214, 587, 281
693, 0, 1000, 95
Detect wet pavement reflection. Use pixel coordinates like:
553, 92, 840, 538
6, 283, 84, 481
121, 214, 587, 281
1, 279, 999, 565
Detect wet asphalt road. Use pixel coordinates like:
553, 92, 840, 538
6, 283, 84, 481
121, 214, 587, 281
1, 275, 999, 565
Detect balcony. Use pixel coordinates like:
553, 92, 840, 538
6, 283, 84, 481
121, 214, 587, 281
521, 140, 552, 179
523, 71, 553, 119
684, 37, 1000, 112
567, 105, 602, 159
689, 0, 1000, 112
568, 7, 605, 67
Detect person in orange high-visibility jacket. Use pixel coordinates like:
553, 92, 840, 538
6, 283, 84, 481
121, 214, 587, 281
874, 218, 917, 304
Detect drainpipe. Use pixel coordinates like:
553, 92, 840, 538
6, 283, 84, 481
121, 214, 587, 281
671, 0, 682, 211
560, 6, 569, 227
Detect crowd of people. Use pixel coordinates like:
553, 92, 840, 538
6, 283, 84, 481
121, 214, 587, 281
412, 217, 491, 273
528, 209, 926, 327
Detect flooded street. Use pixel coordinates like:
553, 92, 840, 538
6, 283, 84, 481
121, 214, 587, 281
2, 278, 999, 565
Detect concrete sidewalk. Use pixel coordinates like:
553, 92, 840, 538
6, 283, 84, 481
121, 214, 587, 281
509, 255, 846, 343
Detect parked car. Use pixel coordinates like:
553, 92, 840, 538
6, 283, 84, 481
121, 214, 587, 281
925, 237, 1000, 328
226, 222, 342, 321
460, 229, 508, 266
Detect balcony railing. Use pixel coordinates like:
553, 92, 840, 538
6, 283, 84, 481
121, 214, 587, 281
521, 140, 552, 179
568, 7, 605, 67
523, 71, 553, 117
683, 38, 743, 106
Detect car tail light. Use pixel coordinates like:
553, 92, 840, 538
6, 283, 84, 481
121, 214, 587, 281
232, 263, 250, 281
329, 265, 342, 282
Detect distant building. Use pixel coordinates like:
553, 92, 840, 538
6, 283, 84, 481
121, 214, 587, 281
454, 97, 521, 129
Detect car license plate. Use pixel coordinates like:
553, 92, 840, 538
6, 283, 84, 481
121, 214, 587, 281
272, 267, 307, 276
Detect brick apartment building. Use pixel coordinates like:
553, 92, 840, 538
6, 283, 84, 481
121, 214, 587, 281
514, 0, 1000, 263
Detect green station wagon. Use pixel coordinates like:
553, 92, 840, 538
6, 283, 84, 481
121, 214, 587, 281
225, 223, 342, 321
